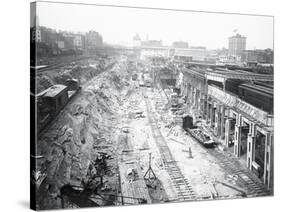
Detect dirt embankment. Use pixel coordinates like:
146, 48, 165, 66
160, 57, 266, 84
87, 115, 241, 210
36, 57, 115, 93
36, 59, 135, 210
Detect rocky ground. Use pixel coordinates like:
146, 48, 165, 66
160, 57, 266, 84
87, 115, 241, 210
36, 56, 136, 209
35, 56, 269, 210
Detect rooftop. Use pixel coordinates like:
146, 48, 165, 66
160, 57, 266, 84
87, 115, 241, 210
229, 33, 246, 39
240, 83, 273, 96
67, 78, 78, 82
206, 69, 273, 81
37, 84, 67, 98
30, 65, 48, 70
181, 67, 207, 80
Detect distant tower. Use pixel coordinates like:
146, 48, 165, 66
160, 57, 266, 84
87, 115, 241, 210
133, 33, 141, 47
228, 33, 246, 57
32, 15, 41, 43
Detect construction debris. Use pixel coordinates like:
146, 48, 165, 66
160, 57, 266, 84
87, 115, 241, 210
35, 55, 270, 210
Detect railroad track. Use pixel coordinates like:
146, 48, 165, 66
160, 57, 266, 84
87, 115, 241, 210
185, 128, 269, 196
36, 56, 93, 73
158, 84, 271, 197
206, 148, 270, 196
144, 96, 196, 201
38, 61, 118, 139
165, 162, 196, 200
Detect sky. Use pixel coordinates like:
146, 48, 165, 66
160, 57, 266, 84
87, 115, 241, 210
35, 1, 274, 50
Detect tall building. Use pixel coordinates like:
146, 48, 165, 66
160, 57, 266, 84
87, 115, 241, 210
40, 27, 58, 45
31, 15, 41, 43
228, 33, 246, 57
85, 30, 103, 49
72, 35, 83, 49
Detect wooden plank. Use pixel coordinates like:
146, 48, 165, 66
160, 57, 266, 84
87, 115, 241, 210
119, 160, 152, 205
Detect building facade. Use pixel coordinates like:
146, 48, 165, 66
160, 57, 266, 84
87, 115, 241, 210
172, 41, 189, 49
31, 15, 42, 43
85, 30, 103, 49
172, 48, 207, 62
73, 34, 85, 50
178, 66, 274, 190
228, 33, 247, 57
242, 49, 273, 64
139, 47, 171, 59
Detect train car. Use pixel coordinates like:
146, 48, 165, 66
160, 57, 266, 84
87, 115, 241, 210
188, 128, 216, 148
238, 83, 273, 113
37, 82, 81, 133
37, 85, 69, 115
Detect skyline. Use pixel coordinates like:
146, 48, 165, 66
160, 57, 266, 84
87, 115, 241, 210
35, 2, 274, 50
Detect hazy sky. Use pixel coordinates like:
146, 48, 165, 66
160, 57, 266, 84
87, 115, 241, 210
35, 1, 274, 49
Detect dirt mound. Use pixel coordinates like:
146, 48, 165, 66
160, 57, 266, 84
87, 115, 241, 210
36, 57, 135, 209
